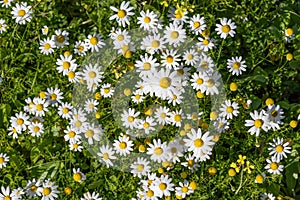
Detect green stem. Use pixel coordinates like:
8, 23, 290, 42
235, 166, 244, 195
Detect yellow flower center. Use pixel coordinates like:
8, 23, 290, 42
88, 71, 96, 78
16, 118, 24, 125
0, 157, 4, 164
271, 110, 278, 117
254, 119, 263, 128
102, 153, 109, 160
170, 31, 179, 39
200, 61, 208, 69
128, 116, 135, 122
56, 35, 65, 43
44, 43, 51, 50
143, 62, 151, 70
90, 37, 98, 45
174, 10, 183, 19
117, 34, 124, 41
255, 175, 264, 183
36, 103, 43, 111
4, 196, 11, 200
117, 10, 126, 18
232, 62, 240, 69
135, 94, 140, 100
174, 114, 181, 122
144, 16, 151, 23
159, 77, 171, 89
147, 190, 154, 197
275, 145, 283, 152
286, 28, 294, 36
159, 183, 167, 190
188, 159, 194, 167
187, 54, 194, 60
151, 40, 160, 48
137, 164, 144, 172
62, 107, 69, 114
68, 71, 75, 79
226, 106, 234, 113
18, 9, 26, 17
154, 147, 163, 155
104, 88, 110, 94
182, 186, 189, 193
119, 142, 127, 149
73, 173, 82, 182
196, 78, 203, 85
206, 79, 214, 88
73, 143, 79, 149
202, 39, 209, 45
270, 162, 278, 170
143, 122, 150, 128
86, 130, 94, 138
194, 138, 203, 148
33, 126, 40, 133
166, 56, 173, 63
42, 187, 51, 196
63, 61, 70, 69
69, 131, 75, 138
221, 25, 230, 33
77, 45, 84, 52
50, 93, 57, 100
30, 185, 37, 192
177, 69, 184, 75
193, 21, 200, 28
75, 120, 82, 127
160, 113, 167, 118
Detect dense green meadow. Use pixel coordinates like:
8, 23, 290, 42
0, 0, 300, 199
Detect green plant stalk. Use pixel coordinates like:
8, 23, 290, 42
235, 166, 244, 195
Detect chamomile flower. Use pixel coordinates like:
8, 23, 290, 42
0, 153, 9, 169
38, 179, 59, 200
11, 2, 33, 25
109, 1, 134, 27
130, 157, 151, 178
0, 186, 17, 200
184, 128, 215, 159
12, 187, 24, 198
73, 168, 86, 183
160, 49, 181, 70
213, 117, 230, 133
64, 126, 81, 143
203, 72, 221, 95
67, 69, 81, 83
167, 139, 184, 163
0, 19, 7, 33
154, 106, 171, 125
227, 56, 247, 76
0, 0, 14, 8
23, 97, 35, 114
81, 191, 102, 200
215, 18, 236, 39
163, 22, 186, 47
28, 121, 44, 137
97, 144, 116, 168
167, 91, 183, 106
113, 134, 134, 156
84, 99, 99, 114
69, 140, 83, 152
219, 100, 239, 119
56, 54, 78, 76
141, 33, 166, 54
52, 29, 69, 48
195, 55, 215, 74
82, 64, 104, 90
175, 180, 193, 198
266, 104, 285, 130
284, 28, 295, 43
121, 108, 141, 129
111, 28, 131, 49
58, 102, 73, 119
190, 71, 207, 92
183, 48, 199, 66
265, 157, 284, 175
41, 25, 49, 35
39, 37, 56, 55
255, 173, 266, 184
268, 137, 291, 162
168, 7, 189, 24
147, 139, 170, 163
25, 179, 42, 198
85, 33, 105, 52
10, 111, 30, 131
131, 91, 145, 104
8, 125, 22, 139
135, 53, 159, 77
189, 14, 206, 35
100, 83, 114, 98
261, 193, 276, 200
84, 123, 102, 145
139, 116, 157, 135
245, 110, 270, 136
45, 87, 64, 107
150, 175, 174, 198
137, 10, 159, 31
168, 109, 184, 127
74, 40, 88, 56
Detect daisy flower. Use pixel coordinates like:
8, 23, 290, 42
227, 56, 247, 76
74, 40, 88, 56
64, 126, 81, 143
168, 109, 184, 127
190, 71, 208, 92
219, 100, 239, 119
213, 117, 230, 133
23, 97, 36, 114
82, 64, 104, 91
264, 157, 284, 175
121, 108, 140, 129
28, 121, 44, 137
197, 37, 215, 52
137, 10, 159, 31
58, 102, 73, 119
154, 106, 171, 125
81, 191, 102, 200
130, 157, 151, 178
0, 19, 7, 33
167, 139, 184, 163
0, 0, 14, 8
160, 49, 181, 70
25, 179, 42, 198
175, 180, 193, 199
146, 139, 170, 163
184, 128, 215, 159
215, 18, 236, 39
182, 48, 200, 66
52, 29, 69, 48
67, 68, 81, 83
138, 116, 157, 135
131, 91, 145, 104
113, 134, 134, 156
69, 140, 83, 152
135, 53, 159, 77
11, 2, 33, 25
38, 179, 60, 200
245, 110, 270, 136
56, 54, 78, 76
181, 154, 200, 172
41, 25, 49, 35
268, 137, 291, 162
100, 83, 114, 98
97, 144, 117, 168
12, 187, 24, 199
111, 28, 131, 49
0, 153, 9, 169
45, 87, 64, 107
168, 7, 189, 24
284, 28, 295, 43
83, 123, 102, 145
0, 186, 17, 200
73, 168, 86, 183
8, 125, 22, 139
39, 37, 56, 55
85, 33, 105, 52
10, 111, 30, 131
265, 104, 285, 130
195, 55, 215, 74
167, 91, 184, 106
203, 71, 221, 95
189, 14, 206, 35
109, 1, 134, 27
150, 175, 174, 198
141, 33, 166, 55
255, 173, 266, 184
260, 193, 276, 200
84, 99, 99, 114
163, 22, 186, 47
